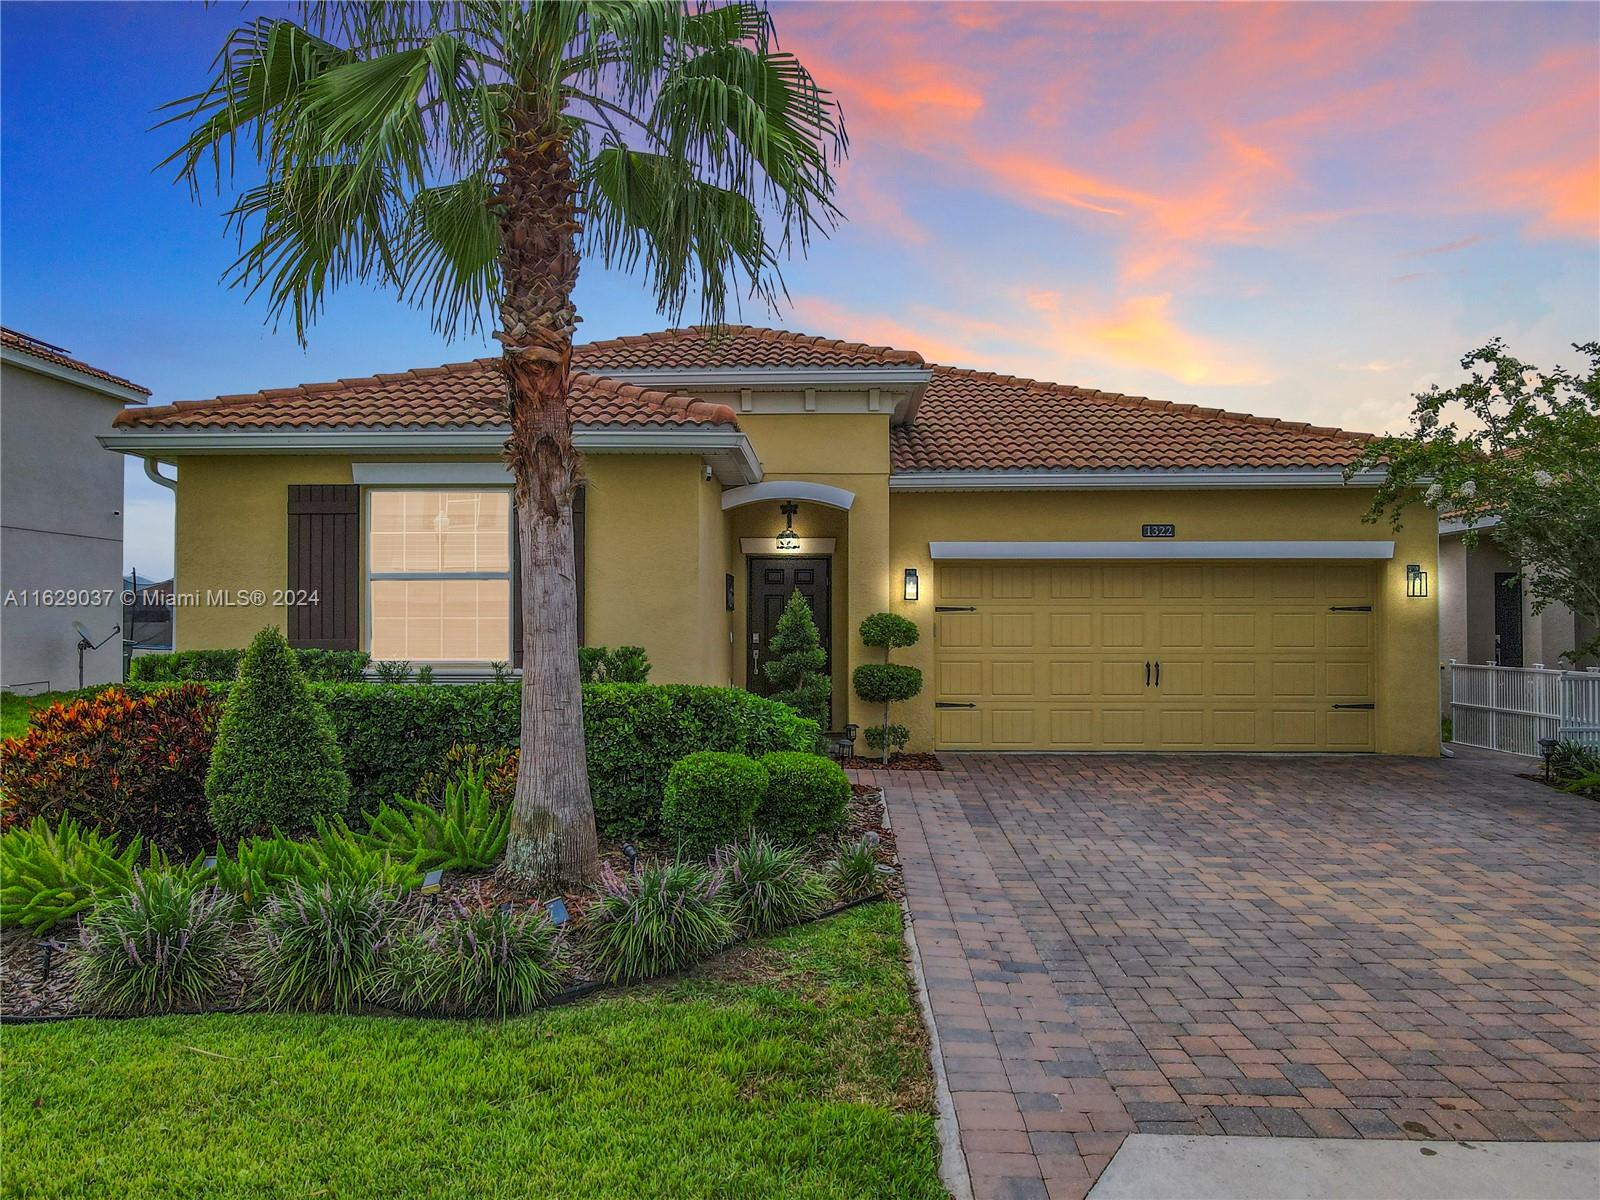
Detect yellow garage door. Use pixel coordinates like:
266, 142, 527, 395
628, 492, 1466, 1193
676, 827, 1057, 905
933, 562, 1376, 751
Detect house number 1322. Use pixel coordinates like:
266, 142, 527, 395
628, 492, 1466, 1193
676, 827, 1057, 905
1141, 524, 1175, 538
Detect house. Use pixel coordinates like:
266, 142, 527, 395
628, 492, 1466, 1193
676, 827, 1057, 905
100, 326, 1439, 755
1438, 514, 1597, 702
2, 327, 149, 691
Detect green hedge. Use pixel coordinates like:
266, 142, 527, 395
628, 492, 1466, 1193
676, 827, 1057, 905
130, 648, 369, 683
88, 681, 817, 837
756, 752, 851, 844
661, 752, 767, 857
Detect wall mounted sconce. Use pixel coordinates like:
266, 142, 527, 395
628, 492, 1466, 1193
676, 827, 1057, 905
1405, 563, 1428, 598
903, 567, 920, 601
775, 502, 800, 552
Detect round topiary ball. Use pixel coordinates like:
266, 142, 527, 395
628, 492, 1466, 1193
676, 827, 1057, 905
756, 752, 851, 844
661, 751, 768, 858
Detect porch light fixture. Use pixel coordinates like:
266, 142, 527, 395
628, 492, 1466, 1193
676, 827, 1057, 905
903, 568, 920, 601
776, 502, 800, 552
1405, 563, 1428, 598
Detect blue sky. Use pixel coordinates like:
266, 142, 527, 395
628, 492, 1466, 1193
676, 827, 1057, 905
3, 2, 1596, 579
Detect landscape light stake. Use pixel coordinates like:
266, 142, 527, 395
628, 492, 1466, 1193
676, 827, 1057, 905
1538, 737, 1558, 783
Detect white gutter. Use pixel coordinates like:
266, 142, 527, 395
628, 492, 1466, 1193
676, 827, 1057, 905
597, 366, 932, 390
929, 539, 1397, 561
141, 457, 176, 491
99, 424, 763, 484
890, 468, 1386, 490
2, 346, 150, 404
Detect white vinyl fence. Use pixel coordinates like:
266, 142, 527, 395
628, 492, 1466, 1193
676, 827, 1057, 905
1449, 661, 1600, 756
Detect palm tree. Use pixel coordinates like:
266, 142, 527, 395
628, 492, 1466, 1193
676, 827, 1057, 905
163, 1, 846, 887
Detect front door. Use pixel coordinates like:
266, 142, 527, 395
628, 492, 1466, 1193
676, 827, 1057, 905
748, 556, 831, 697
1494, 572, 1523, 666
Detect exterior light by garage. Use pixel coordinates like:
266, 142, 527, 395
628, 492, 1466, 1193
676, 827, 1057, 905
1405, 563, 1428, 597
903, 568, 920, 601
775, 502, 800, 552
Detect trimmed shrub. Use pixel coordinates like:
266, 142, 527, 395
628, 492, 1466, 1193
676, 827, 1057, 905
661, 752, 768, 857
579, 645, 652, 683
205, 628, 351, 840
763, 591, 831, 728
71, 871, 236, 1015
0, 684, 219, 853
358, 770, 509, 872
853, 612, 923, 765
715, 835, 831, 936
130, 648, 369, 683
248, 880, 404, 1012
863, 724, 911, 755
383, 897, 565, 1017
583, 861, 733, 983
0, 817, 146, 934
828, 836, 883, 900
756, 752, 850, 844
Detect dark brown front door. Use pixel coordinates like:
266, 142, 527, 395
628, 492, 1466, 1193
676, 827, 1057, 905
748, 556, 831, 696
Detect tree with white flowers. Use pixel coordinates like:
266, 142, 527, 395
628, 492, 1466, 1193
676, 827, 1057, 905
1347, 340, 1600, 660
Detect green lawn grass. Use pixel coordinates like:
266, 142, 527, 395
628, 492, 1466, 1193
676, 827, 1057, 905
1, 902, 942, 1200
1, 690, 72, 741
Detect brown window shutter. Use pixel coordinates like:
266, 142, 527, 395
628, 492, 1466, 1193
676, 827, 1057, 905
511, 486, 584, 669
287, 485, 360, 650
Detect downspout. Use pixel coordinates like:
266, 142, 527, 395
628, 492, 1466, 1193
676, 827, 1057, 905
142, 457, 176, 491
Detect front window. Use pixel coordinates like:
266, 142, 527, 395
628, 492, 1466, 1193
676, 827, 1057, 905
367, 490, 511, 662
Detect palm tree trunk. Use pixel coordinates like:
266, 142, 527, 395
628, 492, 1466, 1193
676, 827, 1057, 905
496, 106, 599, 890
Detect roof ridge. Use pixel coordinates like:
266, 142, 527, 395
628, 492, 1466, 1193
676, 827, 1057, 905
576, 324, 926, 366
2, 325, 151, 396
926, 362, 1371, 443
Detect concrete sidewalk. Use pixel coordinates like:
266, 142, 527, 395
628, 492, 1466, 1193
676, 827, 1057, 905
1088, 1135, 1600, 1200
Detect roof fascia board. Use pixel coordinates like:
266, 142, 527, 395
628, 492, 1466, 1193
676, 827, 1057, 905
930, 540, 1397, 561
891, 469, 1386, 490
2, 347, 149, 403
1439, 515, 1502, 535
597, 366, 932, 390
98, 425, 763, 484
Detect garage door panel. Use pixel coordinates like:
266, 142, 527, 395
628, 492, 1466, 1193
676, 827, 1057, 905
1050, 661, 1093, 696
1102, 611, 1147, 647
990, 660, 1035, 696
934, 562, 1376, 752
1049, 708, 1095, 745
939, 659, 982, 696
1327, 709, 1374, 748
1159, 659, 1205, 696
991, 612, 1035, 647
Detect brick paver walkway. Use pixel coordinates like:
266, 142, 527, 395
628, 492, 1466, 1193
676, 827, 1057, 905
861, 749, 1600, 1200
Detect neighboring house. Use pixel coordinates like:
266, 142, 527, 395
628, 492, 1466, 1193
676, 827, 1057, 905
101, 326, 1439, 755
1, 327, 149, 691
1438, 515, 1597, 703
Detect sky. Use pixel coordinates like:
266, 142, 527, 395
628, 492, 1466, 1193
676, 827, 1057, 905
2, 1, 1596, 580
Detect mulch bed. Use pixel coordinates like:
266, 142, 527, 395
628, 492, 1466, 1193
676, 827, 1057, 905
838, 752, 942, 771
0, 786, 897, 1020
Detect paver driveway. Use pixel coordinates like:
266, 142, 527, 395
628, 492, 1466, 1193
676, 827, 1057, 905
861, 749, 1600, 1200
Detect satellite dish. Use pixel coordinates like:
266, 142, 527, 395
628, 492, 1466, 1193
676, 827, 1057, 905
72, 621, 94, 642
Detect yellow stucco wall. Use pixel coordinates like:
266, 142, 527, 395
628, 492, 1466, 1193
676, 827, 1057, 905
172, 453, 733, 687
887, 487, 1439, 756
170, 437, 1437, 757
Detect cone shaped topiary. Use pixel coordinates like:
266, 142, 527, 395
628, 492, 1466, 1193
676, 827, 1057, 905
205, 627, 351, 840
763, 590, 831, 728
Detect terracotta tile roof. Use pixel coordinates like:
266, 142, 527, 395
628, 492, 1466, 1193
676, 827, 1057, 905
575, 325, 925, 369
891, 365, 1370, 472
112, 358, 737, 431
2, 326, 149, 397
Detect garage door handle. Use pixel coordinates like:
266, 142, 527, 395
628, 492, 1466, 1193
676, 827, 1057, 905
935, 701, 977, 709
935, 606, 977, 612
1332, 702, 1375, 710
1145, 661, 1152, 686
1329, 605, 1373, 612
1154, 661, 1160, 686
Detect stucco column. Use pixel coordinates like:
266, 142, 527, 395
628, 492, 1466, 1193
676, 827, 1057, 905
1377, 516, 1441, 756
846, 474, 894, 734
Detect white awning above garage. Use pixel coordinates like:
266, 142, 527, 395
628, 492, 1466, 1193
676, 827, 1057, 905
928, 540, 1396, 560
